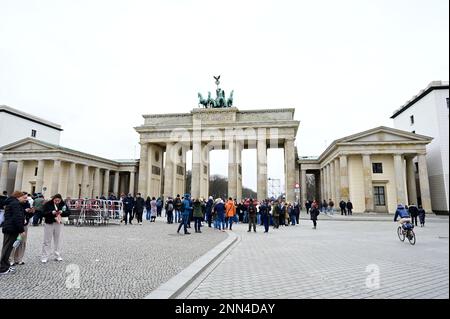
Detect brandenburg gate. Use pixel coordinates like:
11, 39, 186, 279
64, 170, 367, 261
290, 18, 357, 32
135, 107, 300, 202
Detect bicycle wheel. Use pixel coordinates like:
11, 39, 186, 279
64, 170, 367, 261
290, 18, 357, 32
408, 230, 416, 245
397, 226, 405, 241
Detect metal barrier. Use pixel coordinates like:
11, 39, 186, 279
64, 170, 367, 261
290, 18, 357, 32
66, 199, 123, 226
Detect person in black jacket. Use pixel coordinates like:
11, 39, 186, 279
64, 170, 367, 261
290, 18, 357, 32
346, 200, 353, 216
134, 193, 145, 225
122, 194, 135, 225
408, 204, 419, 226
41, 194, 71, 263
310, 202, 320, 229
0, 191, 27, 275
10, 193, 34, 266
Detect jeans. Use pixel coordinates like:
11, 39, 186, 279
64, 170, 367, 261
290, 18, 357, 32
177, 214, 189, 233
135, 210, 143, 223
145, 208, 151, 220
262, 215, 269, 232
194, 217, 202, 232
291, 215, 297, 225
228, 216, 234, 229
32, 210, 43, 225
257, 214, 261, 225
167, 211, 173, 224
174, 210, 181, 222
217, 215, 226, 230
123, 210, 133, 224
244, 212, 249, 223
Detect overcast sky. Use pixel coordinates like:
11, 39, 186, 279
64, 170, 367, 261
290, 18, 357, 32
0, 0, 448, 192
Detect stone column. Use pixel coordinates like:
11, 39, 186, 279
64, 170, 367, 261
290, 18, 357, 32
235, 141, 243, 201
301, 169, 307, 204
334, 158, 340, 201
329, 161, 335, 202
320, 168, 324, 201
164, 143, 175, 198
362, 154, 374, 212
314, 172, 321, 201
284, 138, 296, 203
81, 165, 89, 198
50, 160, 61, 195
93, 167, 101, 198
339, 155, 349, 201
191, 140, 201, 199
103, 169, 110, 197
138, 143, 148, 196
67, 162, 76, 198
35, 160, 45, 194
393, 154, 407, 205
406, 157, 418, 205
325, 165, 330, 201
14, 160, 24, 191
228, 139, 237, 200
257, 134, 268, 201
418, 154, 432, 211
129, 171, 135, 196
113, 171, 120, 196
0, 161, 9, 192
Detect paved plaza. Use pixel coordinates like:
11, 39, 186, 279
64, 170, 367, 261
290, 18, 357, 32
0, 220, 226, 299
183, 217, 449, 299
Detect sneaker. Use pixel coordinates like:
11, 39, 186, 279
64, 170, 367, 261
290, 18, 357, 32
184, 232, 191, 235
0, 268, 14, 275
55, 257, 63, 262
139, 222, 142, 225
41, 259, 48, 263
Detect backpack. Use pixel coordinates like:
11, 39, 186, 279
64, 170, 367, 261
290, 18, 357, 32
167, 203, 174, 211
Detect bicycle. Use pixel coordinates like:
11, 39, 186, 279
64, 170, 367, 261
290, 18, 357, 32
397, 222, 416, 245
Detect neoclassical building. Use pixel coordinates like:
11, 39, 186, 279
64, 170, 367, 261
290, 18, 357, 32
298, 127, 433, 213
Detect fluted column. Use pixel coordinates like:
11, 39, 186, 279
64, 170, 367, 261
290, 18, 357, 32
129, 171, 135, 196
339, 155, 349, 201
257, 133, 268, 201
0, 161, 10, 192
418, 154, 432, 211
93, 167, 101, 198
393, 154, 407, 205
81, 165, 89, 198
138, 143, 148, 196
35, 160, 45, 194
362, 154, 374, 212
103, 169, 110, 197
406, 157, 418, 205
329, 161, 335, 202
67, 162, 76, 198
320, 168, 325, 201
113, 171, 120, 196
191, 140, 201, 199
334, 158, 340, 201
284, 138, 296, 203
14, 160, 24, 191
301, 169, 307, 204
235, 141, 243, 201
325, 165, 330, 201
228, 139, 237, 200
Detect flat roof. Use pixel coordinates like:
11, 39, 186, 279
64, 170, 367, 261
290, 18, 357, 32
391, 81, 449, 119
0, 105, 63, 131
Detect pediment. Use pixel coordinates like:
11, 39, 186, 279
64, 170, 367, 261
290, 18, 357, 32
0, 139, 57, 152
340, 127, 431, 144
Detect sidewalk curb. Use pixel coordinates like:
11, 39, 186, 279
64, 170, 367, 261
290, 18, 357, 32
144, 231, 238, 299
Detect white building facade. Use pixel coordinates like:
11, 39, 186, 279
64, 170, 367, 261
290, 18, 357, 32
391, 81, 449, 214
0, 105, 63, 193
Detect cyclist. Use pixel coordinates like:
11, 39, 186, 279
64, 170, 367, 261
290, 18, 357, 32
394, 204, 411, 225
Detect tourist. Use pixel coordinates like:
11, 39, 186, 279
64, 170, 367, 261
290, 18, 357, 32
205, 196, 214, 227
174, 194, 183, 223
322, 199, 328, 213
10, 193, 34, 266
242, 200, 248, 223
165, 197, 174, 224
339, 200, 347, 216
418, 205, 426, 227
150, 197, 157, 222
177, 194, 192, 235
305, 200, 311, 214
294, 202, 300, 225
122, 193, 135, 225
346, 200, 353, 216
289, 203, 297, 225
279, 202, 286, 226
32, 193, 45, 226
0, 191, 27, 275
193, 198, 203, 233
247, 199, 257, 232
328, 199, 334, 215
41, 194, 71, 263
272, 200, 280, 229
156, 197, 163, 217
310, 201, 320, 229
134, 193, 145, 225
225, 197, 236, 230
145, 196, 152, 221
408, 204, 419, 226
260, 200, 270, 233
0, 191, 7, 227
214, 198, 226, 232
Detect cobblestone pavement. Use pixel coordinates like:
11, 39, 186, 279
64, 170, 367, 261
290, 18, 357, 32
185, 218, 449, 299
0, 219, 226, 299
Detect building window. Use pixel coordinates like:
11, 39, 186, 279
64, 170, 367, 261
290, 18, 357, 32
34, 167, 38, 176
372, 163, 383, 174
203, 165, 208, 175
176, 165, 184, 176
415, 162, 419, 173
152, 165, 160, 176
374, 186, 386, 206
31, 129, 37, 138
410, 115, 414, 125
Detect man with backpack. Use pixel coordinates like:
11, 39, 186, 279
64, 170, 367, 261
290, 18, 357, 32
32, 193, 45, 226
174, 194, 182, 223
165, 197, 174, 224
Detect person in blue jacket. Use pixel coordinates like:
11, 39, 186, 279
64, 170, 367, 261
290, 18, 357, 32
177, 194, 192, 235
394, 204, 411, 225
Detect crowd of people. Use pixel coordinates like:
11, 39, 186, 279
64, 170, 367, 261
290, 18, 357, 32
0, 191, 71, 276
